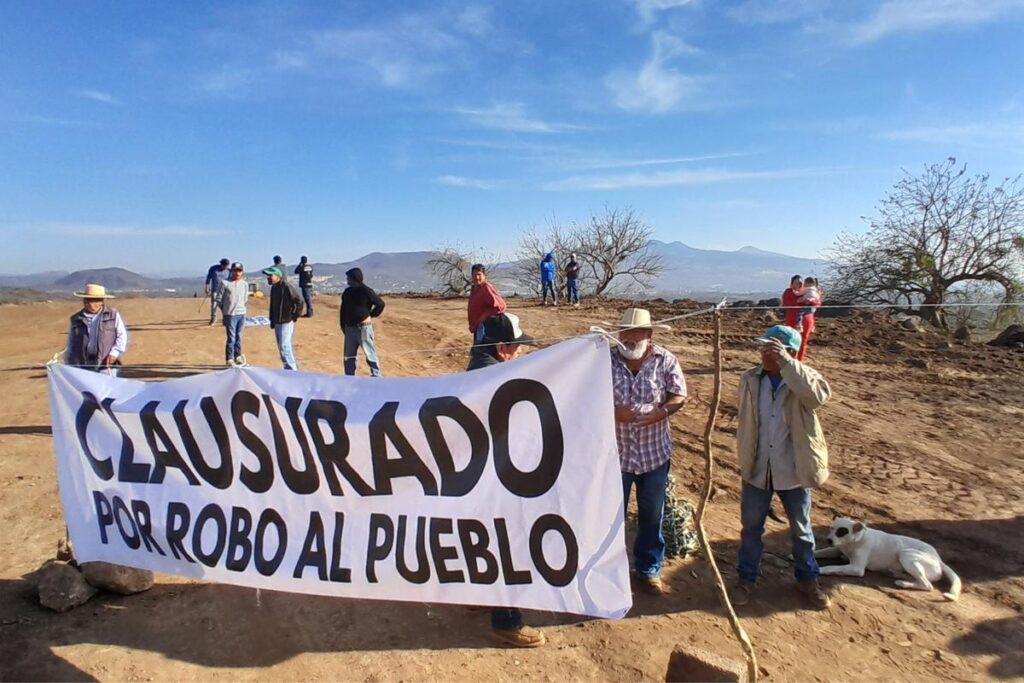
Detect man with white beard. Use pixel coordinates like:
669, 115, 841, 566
610, 308, 687, 596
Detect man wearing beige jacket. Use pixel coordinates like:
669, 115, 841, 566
732, 325, 832, 610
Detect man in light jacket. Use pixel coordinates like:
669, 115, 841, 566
219, 262, 248, 366
732, 324, 832, 610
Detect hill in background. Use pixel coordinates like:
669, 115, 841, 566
0, 242, 826, 299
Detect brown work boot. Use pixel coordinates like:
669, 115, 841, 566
796, 579, 832, 610
639, 575, 664, 596
491, 625, 546, 648
731, 580, 755, 606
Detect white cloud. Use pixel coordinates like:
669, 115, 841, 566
573, 151, 753, 171
636, 0, 700, 23
605, 32, 701, 114
70, 89, 120, 105
434, 175, 496, 190
848, 0, 1024, 44
43, 224, 230, 238
200, 65, 256, 94
453, 102, 584, 133
313, 18, 458, 88
455, 5, 493, 37
271, 50, 307, 71
727, 0, 828, 25
543, 167, 815, 191
880, 121, 1024, 144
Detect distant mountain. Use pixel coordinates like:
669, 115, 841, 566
647, 241, 828, 296
0, 243, 829, 298
309, 251, 436, 293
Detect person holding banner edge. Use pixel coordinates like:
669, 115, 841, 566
64, 283, 128, 373
610, 308, 686, 596
466, 311, 547, 648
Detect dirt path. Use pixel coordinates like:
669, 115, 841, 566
1, 296, 1021, 681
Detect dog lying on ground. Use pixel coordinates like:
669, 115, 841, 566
815, 517, 961, 601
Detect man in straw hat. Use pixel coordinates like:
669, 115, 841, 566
731, 324, 832, 610
610, 307, 686, 596
64, 284, 128, 373
465, 312, 546, 648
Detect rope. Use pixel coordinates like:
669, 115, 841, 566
22, 297, 1023, 371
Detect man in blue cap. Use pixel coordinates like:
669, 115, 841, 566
732, 325, 832, 610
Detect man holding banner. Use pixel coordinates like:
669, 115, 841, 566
46, 310, 632, 653
467, 311, 546, 648
611, 308, 686, 596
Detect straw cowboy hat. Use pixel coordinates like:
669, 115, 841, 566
73, 284, 116, 299
605, 307, 670, 331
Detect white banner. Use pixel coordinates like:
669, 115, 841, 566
46, 336, 631, 618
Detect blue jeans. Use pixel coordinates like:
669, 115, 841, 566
540, 281, 556, 303
301, 286, 314, 317
621, 460, 670, 578
737, 481, 819, 583
223, 314, 245, 361
566, 278, 579, 304
274, 321, 298, 370
490, 607, 522, 630
344, 323, 381, 376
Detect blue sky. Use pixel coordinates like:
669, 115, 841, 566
2, 0, 1023, 274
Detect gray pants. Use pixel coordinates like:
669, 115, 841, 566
209, 290, 222, 323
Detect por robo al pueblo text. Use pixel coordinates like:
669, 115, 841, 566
73, 378, 579, 587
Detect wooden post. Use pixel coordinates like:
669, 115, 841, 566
696, 309, 758, 682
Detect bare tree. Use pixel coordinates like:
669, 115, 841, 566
829, 158, 1024, 329
514, 207, 664, 299
427, 245, 499, 296
572, 207, 664, 296
513, 224, 573, 297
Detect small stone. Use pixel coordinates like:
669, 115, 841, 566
907, 357, 930, 369
81, 562, 155, 595
34, 560, 97, 612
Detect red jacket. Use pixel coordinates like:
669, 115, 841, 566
783, 287, 802, 327
468, 282, 506, 332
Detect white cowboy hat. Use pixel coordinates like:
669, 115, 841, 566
73, 283, 116, 299
604, 307, 670, 331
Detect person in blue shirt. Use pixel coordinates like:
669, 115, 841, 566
204, 258, 230, 325
539, 252, 557, 305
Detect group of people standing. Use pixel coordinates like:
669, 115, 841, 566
61, 259, 833, 651
539, 252, 581, 306
459, 305, 832, 648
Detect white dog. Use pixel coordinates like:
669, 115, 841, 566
815, 517, 961, 601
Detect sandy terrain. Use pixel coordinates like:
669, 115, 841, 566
1, 294, 1022, 681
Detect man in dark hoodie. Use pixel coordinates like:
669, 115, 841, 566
339, 267, 385, 376
262, 266, 304, 370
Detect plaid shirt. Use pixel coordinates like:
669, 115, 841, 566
611, 345, 687, 474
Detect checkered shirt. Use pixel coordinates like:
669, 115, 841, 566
611, 344, 687, 474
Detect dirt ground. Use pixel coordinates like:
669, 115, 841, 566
1, 294, 1022, 682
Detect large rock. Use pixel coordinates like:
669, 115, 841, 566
989, 324, 1024, 347
952, 325, 973, 341
666, 647, 749, 682
35, 560, 97, 612
80, 561, 155, 595
901, 317, 923, 332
